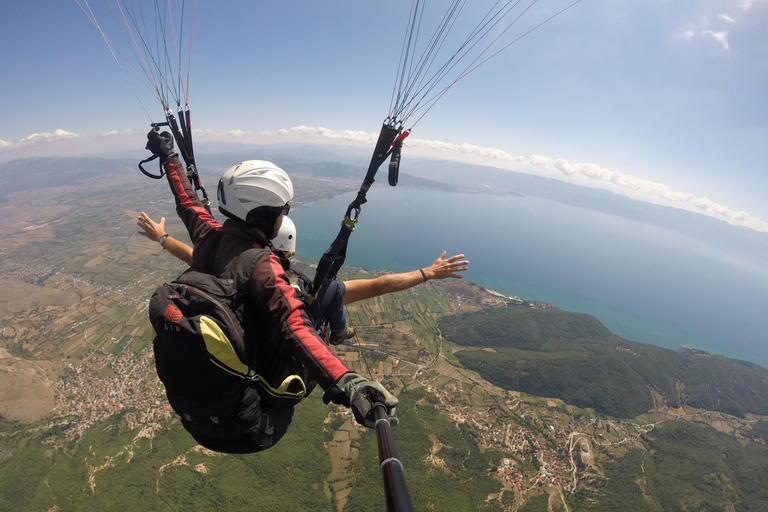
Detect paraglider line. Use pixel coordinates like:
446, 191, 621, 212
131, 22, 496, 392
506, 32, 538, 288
76, 0, 157, 120
185, 0, 198, 102
166, 0, 187, 105
403, 0, 536, 123
114, 0, 161, 102
406, 0, 583, 128
392, 0, 526, 123
395, 0, 466, 120
389, 0, 419, 117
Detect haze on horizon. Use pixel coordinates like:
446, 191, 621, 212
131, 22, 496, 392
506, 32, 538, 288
1, 1, 767, 231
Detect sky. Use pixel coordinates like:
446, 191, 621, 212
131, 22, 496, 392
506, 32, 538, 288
1, 0, 767, 231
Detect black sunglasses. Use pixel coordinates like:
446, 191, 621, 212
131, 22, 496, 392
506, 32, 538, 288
280, 203, 290, 215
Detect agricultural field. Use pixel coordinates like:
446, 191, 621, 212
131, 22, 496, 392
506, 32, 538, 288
0, 158, 766, 511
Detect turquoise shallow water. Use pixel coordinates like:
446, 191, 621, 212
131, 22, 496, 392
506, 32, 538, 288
290, 186, 768, 368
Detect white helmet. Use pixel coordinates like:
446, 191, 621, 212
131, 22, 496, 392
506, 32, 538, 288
217, 160, 293, 223
273, 216, 297, 257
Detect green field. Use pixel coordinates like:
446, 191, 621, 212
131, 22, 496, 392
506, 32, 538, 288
1, 158, 767, 511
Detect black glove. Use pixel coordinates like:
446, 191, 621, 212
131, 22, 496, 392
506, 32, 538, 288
145, 130, 178, 163
323, 372, 398, 428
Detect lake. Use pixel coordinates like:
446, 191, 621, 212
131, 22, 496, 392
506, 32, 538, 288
290, 185, 768, 369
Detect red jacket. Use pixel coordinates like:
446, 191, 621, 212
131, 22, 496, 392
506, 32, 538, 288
163, 156, 349, 390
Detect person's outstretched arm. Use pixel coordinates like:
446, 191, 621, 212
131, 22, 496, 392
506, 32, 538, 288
137, 212, 194, 266
342, 251, 469, 305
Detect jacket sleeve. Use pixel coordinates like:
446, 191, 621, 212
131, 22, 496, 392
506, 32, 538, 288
163, 156, 222, 246
250, 251, 349, 390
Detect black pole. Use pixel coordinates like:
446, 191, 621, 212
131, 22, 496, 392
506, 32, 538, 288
373, 404, 414, 512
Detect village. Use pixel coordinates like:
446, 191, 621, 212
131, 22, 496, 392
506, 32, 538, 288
44, 314, 647, 503
53, 348, 172, 439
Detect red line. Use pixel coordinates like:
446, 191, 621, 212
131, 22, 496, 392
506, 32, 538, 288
166, 0, 186, 103
114, 0, 159, 96
185, 0, 198, 103
74, 0, 161, 103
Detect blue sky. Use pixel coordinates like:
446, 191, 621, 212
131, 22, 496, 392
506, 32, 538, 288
1, 1, 767, 230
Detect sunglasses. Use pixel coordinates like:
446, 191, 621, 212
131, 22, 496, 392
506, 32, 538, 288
281, 203, 291, 216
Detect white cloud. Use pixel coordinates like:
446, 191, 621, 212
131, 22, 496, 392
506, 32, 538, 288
4, 125, 766, 231
193, 128, 252, 139
527, 155, 555, 167
702, 30, 731, 50
264, 125, 768, 231
266, 126, 768, 230
276, 125, 378, 144
739, 0, 768, 9
534, 155, 766, 230
406, 137, 518, 161
192, 125, 380, 146
717, 13, 736, 23
270, 127, 524, 162
0, 129, 81, 151
0, 129, 135, 152
0, 129, 135, 161
680, 29, 697, 40
677, 2, 761, 50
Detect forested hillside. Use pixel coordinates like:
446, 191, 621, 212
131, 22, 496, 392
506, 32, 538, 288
442, 305, 768, 418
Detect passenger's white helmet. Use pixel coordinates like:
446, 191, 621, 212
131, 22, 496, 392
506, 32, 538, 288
217, 160, 293, 224
273, 216, 297, 257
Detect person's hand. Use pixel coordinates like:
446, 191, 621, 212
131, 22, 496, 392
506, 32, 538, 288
424, 251, 469, 280
323, 372, 398, 428
137, 212, 166, 242
145, 129, 178, 163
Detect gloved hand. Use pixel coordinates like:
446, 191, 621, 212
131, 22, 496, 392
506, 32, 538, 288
323, 372, 398, 428
145, 129, 178, 163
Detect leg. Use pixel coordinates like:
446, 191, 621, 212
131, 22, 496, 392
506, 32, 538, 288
307, 278, 346, 331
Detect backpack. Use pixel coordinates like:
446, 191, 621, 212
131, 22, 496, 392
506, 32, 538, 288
148, 248, 313, 435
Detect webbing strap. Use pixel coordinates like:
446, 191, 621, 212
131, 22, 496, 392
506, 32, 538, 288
138, 154, 164, 179
311, 122, 401, 296
347, 123, 401, 218
311, 219, 354, 298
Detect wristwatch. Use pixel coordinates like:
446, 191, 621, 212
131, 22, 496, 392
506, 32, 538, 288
158, 234, 169, 247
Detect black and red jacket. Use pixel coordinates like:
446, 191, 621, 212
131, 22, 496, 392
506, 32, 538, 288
159, 156, 349, 447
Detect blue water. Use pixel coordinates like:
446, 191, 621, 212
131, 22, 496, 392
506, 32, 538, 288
35, 274, 52, 286
291, 186, 768, 369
